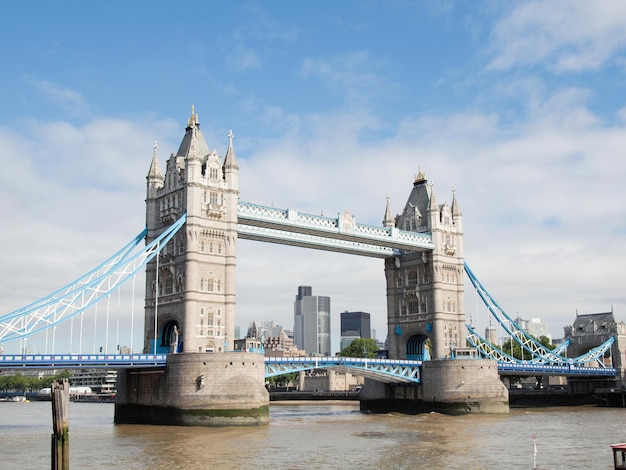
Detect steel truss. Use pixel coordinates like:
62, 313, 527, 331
464, 262, 615, 367
264, 356, 422, 383
0, 214, 187, 343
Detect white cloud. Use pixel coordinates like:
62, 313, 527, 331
234, 90, 626, 343
301, 51, 393, 106
488, 0, 626, 72
28, 78, 91, 117
0, 116, 179, 315
3, 81, 625, 354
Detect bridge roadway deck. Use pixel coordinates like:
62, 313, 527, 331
0, 354, 617, 379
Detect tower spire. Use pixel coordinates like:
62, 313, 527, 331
224, 129, 239, 170
451, 186, 461, 217
383, 194, 395, 228
147, 141, 164, 182
187, 104, 199, 129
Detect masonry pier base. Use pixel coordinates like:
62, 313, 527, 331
114, 352, 269, 426
359, 359, 509, 415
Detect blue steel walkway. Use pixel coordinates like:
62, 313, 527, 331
265, 356, 423, 383
0, 354, 616, 380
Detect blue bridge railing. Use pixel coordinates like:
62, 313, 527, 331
0, 354, 617, 379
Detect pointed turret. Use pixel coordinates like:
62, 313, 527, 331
383, 194, 395, 228
223, 130, 239, 191
147, 141, 164, 196
451, 186, 463, 232
426, 180, 440, 229
224, 129, 239, 171
451, 186, 461, 218
146, 141, 164, 230
176, 105, 211, 162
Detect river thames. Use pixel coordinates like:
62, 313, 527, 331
0, 401, 624, 469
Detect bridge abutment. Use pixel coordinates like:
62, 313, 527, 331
360, 359, 508, 415
114, 352, 269, 426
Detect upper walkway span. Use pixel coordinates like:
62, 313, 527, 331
237, 201, 435, 257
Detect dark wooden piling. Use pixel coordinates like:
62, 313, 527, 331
51, 379, 69, 470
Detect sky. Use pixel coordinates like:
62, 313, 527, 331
1, 0, 626, 355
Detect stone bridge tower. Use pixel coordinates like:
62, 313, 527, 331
383, 170, 465, 360
117, 108, 267, 427
363, 172, 507, 414
144, 107, 239, 354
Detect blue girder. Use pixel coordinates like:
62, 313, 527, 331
0, 354, 615, 378
465, 262, 616, 367
0, 353, 167, 369
0, 214, 187, 343
265, 356, 422, 383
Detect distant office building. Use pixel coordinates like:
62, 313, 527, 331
340, 335, 361, 352
516, 316, 550, 341
341, 311, 371, 338
293, 286, 331, 356
340, 311, 371, 351
485, 324, 498, 345
246, 320, 295, 352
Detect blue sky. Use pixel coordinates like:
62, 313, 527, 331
1, 1, 626, 354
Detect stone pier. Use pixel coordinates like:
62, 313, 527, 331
360, 359, 509, 415
115, 352, 269, 426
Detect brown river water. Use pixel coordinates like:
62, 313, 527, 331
0, 401, 624, 469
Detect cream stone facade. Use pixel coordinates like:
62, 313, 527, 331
144, 108, 238, 354
384, 171, 466, 360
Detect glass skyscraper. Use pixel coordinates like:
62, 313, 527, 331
293, 286, 331, 355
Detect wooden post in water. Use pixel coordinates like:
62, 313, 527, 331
51, 379, 69, 470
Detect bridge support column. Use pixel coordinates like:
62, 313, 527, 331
114, 352, 269, 426
360, 359, 508, 415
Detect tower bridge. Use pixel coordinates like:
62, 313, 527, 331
1, 107, 623, 425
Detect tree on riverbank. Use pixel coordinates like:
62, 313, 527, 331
339, 338, 379, 358
266, 372, 297, 387
0, 370, 70, 393
501, 335, 554, 361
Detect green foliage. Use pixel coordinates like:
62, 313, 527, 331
501, 335, 555, 360
266, 372, 298, 386
0, 370, 71, 392
339, 338, 379, 358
